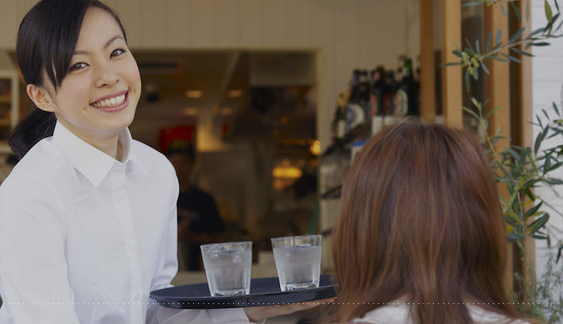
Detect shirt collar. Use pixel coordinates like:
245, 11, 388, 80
51, 121, 145, 187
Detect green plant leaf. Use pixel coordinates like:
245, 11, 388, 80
510, 47, 534, 57
530, 27, 545, 37
463, 1, 483, 7
524, 188, 535, 201
508, 232, 526, 242
452, 50, 463, 57
510, 27, 525, 43
444, 62, 462, 66
486, 106, 502, 119
476, 39, 481, 53
503, 53, 521, 63
481, 61, 490, 74
546, 177, 563, 185
505, 215, 520, 228
463, 107, 480, 120
500, 4, 507, 18
552, 102, 560, 116
470, 97, 481, 109
529, 213, 550, 235
496, 28, 502, 46
532, 42, 551, 46
493, 56, 510, 62
510, 1, 522, 21
547, 161, 563, 172
535, 125, 550, 155
543, 108, 551, 121
524, 201, 544, 219
546, 0, 554, 23
486, 31, 493, 51
531, 233, 548, 240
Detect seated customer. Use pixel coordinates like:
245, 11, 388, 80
331, 120, 536, 324
167, 140, 224, 271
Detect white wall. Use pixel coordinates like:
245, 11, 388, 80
0, 0, 420, 151
531, 0, 563, 277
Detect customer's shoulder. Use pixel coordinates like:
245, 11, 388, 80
353, 303, 412, 324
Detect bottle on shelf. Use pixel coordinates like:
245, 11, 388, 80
370, 66, 386, 135
332, 91, 349, 143
395, 55, 419, 117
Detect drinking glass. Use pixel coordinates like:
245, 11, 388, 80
200, 241, 252, 296
271, 235, 322, 291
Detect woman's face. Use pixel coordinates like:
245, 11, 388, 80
40, 7, 141, 148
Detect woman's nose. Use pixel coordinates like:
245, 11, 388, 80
95, 63, 119, 88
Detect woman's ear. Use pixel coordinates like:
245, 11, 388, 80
26, 84, 55, 112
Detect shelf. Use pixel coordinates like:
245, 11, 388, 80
0, 142, 12, 154
321, 185, 341, 199
0, 119, 11, 127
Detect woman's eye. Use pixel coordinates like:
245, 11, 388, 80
111, 48, 126, 58
69, 62, 88, 72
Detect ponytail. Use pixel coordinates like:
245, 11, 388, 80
9, 108, 56, 160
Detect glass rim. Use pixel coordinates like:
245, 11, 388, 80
200, 241, 252, 249
270, 234, 322, 242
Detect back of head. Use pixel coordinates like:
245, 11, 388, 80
331, 120, 515, 323
10, 0, 126, 160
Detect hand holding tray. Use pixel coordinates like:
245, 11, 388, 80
150, 274, 336, 309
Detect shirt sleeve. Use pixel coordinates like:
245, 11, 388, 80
0, 176, 80, 324
145, 168, 253, 324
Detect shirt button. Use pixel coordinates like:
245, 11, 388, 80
134, 293, 141, 300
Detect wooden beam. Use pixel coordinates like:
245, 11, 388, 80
510, 0, 532, 148
509, 0, 535, 298
441, 0, 463, 128
420, 0, 435, 122
483, 1, 512, 292
484, 3, 511, 149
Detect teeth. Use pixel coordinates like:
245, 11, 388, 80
92, 94, 125, 108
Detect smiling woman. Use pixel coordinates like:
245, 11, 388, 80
24, 6, 141, 159
0, 0, 322, 323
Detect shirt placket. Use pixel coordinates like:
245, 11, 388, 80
109, 163, 144, 323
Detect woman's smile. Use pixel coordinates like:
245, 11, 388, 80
90, 90, 129, 112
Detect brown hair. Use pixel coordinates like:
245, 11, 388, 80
332, 120, 518, 323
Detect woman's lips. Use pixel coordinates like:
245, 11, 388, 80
90, 91, 129, 112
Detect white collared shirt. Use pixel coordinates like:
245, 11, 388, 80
0, 122, 250, 323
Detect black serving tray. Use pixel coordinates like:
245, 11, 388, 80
150, 274, 335, 309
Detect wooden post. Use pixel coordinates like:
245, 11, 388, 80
441, 0, 463, 128
420, 0, 435, 122
509, 0, 535, 298
483, 1, 513, 292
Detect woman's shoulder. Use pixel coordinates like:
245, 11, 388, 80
353, 303, 531, 324
4, 138, 66, 184
130, 139, 176, 179
467, 305, 531, 324
353, 303, 413, 324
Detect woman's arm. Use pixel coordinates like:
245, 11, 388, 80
0, 177, 80, 323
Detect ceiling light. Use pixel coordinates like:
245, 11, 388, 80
310, 140, 321, 156
227, 90, 243, 98
182, 107, 198, 116
185, 90, 203, 98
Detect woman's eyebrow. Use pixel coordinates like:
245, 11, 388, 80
73, 35, 124, 55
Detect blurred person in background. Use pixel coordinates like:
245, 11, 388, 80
167, 140, 224, 271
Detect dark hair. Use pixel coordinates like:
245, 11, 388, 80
331, 120, 522, 323
9, 0, 127, 159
